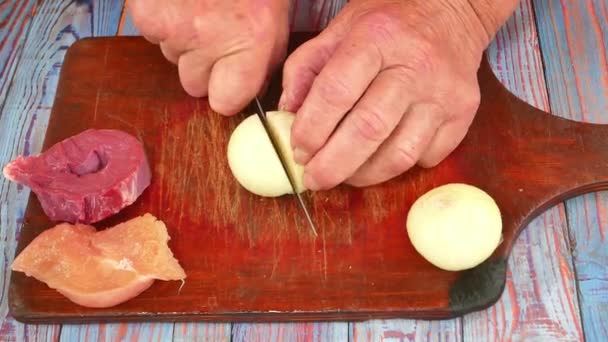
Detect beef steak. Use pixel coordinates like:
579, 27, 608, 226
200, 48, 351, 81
3, 129, 151, 224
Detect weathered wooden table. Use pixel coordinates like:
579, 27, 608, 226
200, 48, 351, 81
0, 1, 606, 341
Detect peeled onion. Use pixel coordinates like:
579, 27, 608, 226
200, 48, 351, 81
406, 183, 502, 271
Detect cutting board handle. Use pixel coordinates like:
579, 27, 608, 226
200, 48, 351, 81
448, 54, 608, 315
481, 54, 608, 199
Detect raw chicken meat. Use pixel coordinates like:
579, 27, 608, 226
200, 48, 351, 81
3, 129, 151, 223
11, 213, 186, 308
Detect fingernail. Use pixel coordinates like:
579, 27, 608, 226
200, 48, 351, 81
304, 171, 320, 191
293, 148, 309, 164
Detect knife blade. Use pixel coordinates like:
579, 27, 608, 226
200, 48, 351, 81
253, 96, 318, 237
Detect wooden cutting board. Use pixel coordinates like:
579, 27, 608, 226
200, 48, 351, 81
8, 32, 608, 323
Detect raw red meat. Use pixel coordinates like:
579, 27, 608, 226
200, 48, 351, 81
3, 129, 151, 224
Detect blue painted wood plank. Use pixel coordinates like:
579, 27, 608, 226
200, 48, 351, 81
0, 1, 123, 341
534, 0, 608, 123
60, 323, 174, 342
463, 1, 584, 341
170, 322, 231, 342
0, 0, 38, 114
171, 322, 231, 342
232, 322, 349, 342
15, 324, 61, 342
565, 193, 608, 341
351, 319, 461, 342
534, 0, 608, 340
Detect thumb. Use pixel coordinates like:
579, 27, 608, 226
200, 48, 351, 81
279, 31, 340, 112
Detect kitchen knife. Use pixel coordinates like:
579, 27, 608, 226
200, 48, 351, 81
253, 96, 318, 237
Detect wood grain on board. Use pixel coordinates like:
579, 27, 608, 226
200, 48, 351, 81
59, 323, 174, 342
117, 2, 356, 342
59, 3, 184, 340
229, 1, 350, 340
0, 0, 123, 341
534, 0, 608, 340
116, 2, 352, 342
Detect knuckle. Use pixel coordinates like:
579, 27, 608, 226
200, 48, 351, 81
208, 93, 233, 114
461, 87, 481, 115
191, 16, 211, 42
283, 55, 297, 76
357, 9, 401, 44
387, 142, 418, 174
309, 165, 341, 189
418, 143, 455, 168
208, 55, 268, 115
245, 11, 275, 39
292, 120, 327, 154
282, 54, 308, 84
344, 176, 366, 187
290, 125, 317, 152
403, 38, 439, 75
444, 82, 481, 120
223, 10, 277, 47
180, 79, 206, 98
290, 126, 306, 147
316, 74, 356, 109
160, 43, 178, 64
208, 80, 249, 115
386, 66, 417, 88
350, 106, 390, 143
418, 156, 441, 168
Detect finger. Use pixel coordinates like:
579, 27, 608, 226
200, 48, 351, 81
158, 27, 208, 65
270, 22, 290, 69
345, 103, 444, 187
178, 49, 213, 98
129, 0, 166, 44
417, 117, 473, 168
417, 80, 479, 167
160, 41, 181, 64
289, 36, 383, 165
278, 31, 340, 112
207, 47, 273, 116
142, 34, 162, 45
260, 25, 290, 98
302, 69, 413, 190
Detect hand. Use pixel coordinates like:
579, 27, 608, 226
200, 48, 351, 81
279, 0, 495, 190
130, 0, 290, 115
